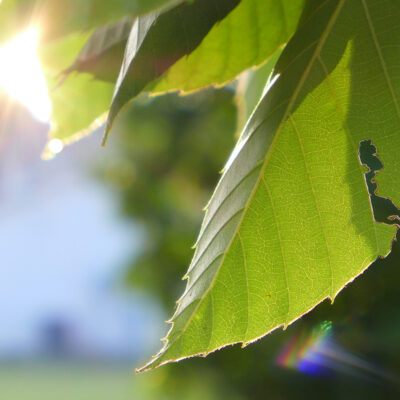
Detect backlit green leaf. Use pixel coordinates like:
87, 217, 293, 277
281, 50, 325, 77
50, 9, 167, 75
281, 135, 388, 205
151, 0, 305, 94
140, 0, 400, 371
40, 17, 137, 155
39, 33, 114, 158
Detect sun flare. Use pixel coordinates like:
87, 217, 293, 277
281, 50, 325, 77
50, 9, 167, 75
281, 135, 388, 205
0, 28, 51, 122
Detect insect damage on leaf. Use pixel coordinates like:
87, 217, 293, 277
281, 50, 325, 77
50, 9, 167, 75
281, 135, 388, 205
359, 140, 400, 226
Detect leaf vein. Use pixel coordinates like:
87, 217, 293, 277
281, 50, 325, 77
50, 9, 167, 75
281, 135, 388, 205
262, 176, 290, 321
238, 232, 250, 340
289, 115, 334, 298
362, 0, 400, 118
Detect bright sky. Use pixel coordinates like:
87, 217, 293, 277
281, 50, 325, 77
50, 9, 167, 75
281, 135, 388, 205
0, 29, 51, 122
0, 119, 163, 359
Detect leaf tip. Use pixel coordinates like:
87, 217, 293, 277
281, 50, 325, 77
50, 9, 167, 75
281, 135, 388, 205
102, 124, 112, 146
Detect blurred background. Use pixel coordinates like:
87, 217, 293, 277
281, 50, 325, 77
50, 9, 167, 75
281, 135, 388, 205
1, 27, 400, 400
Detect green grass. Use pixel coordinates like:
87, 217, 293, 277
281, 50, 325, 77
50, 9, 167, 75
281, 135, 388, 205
0, 363, 222, 400
0, 364, 148, 400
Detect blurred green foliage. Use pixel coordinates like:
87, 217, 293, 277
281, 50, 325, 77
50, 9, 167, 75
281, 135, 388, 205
104, 89, 237, 309
0, 364, 224, 400
100, 88, 400, 399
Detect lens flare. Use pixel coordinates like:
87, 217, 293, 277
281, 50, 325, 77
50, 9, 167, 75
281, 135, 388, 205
276, 321, 333, 375
47, 138, 64, 155
0, 28, 51, 122
276, 321, 400, 385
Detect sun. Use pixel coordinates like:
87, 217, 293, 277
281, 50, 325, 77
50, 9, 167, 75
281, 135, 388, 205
0, 28, 51, 122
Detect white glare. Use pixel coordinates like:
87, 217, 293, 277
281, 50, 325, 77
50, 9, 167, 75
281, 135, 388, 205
47, 138, 64, 155
0, 29, 51, 122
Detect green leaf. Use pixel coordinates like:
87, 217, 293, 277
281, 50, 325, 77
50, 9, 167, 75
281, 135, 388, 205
0, 0, 185, 45
105, 0, 241, 140
39, 33, 114, 157
40, 17, 136, 155
62, 17, 134, 82
140, 0, 400, 371
235, 48, 282, 134
63, 1, 305, 99
151, 0, 305, 94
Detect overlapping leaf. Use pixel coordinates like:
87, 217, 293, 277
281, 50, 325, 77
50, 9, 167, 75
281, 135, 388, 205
106, 0, 307, 137
40, 17, 139, 157
235, 49, 282, 134
141, 0, 400, 371
39, 32, 115, 157
62, 17, 134, 83
67, 0, 305, 114
105, 0, 241, 138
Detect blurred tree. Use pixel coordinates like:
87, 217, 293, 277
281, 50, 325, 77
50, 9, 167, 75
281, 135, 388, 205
103, 89, 237, 309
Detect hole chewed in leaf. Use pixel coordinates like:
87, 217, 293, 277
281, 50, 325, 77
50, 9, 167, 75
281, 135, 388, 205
359, 139, 400, 226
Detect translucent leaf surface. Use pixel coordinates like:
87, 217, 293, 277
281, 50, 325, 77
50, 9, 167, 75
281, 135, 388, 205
141, 0, 400, 371
151, 0, 305, 94
40, 17, 137, 155
39, 33, 114, 157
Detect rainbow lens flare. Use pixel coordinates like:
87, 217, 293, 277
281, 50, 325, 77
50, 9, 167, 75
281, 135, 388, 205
276, 321, 333, 376
276, 321, 400, 385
